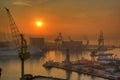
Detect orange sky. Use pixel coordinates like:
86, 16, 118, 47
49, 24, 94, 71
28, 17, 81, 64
0, 0, 120, 40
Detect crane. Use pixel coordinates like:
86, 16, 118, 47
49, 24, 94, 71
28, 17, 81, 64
55, 32, 63, 46
90, 31, 105, 61
5, 8, 30, 80
98, 31, 104, 50
5, 8, 30, 59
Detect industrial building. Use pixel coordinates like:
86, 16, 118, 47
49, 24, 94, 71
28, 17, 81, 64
30, 37, 45, 48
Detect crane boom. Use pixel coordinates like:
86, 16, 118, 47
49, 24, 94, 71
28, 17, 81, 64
5, 8, 21, 48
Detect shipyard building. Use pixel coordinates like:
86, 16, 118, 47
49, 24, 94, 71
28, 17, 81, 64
30, 37, 45, 48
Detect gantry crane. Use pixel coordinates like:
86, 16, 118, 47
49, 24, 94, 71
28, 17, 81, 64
55, 32, 63, 46
5, 8, 30, 80
90, 31, 105, 61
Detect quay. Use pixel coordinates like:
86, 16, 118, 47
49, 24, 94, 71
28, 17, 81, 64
43, 61, 114, 80
22, 74, 67, 80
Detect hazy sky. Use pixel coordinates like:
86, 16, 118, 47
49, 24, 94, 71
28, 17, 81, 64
0, 0, 120, 40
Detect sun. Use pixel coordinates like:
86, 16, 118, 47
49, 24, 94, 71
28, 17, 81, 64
36, 21, 43, 27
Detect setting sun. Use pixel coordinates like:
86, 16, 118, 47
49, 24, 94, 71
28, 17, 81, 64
36, 21, 43, 27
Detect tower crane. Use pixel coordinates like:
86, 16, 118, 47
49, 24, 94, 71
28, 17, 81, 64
5, 8, 30, 80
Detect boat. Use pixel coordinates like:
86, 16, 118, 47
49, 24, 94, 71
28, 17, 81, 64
89, 51, 120, 80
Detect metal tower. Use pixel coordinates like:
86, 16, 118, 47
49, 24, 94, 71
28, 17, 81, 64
98, 31, 104, 49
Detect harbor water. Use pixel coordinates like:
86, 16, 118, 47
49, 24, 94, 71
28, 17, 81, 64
0, 40, 120, 80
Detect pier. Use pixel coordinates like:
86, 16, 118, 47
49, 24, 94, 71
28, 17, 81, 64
43, 60, 115, 80
43, 49, 120, 80
22, 74, 67, 80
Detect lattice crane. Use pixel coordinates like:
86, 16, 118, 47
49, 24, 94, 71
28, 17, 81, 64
98, 31, 104, 50
5, 8, 30, 80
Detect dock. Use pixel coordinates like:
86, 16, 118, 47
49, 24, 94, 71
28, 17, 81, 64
43, 60, 117, 80
22, 74, 67, 80
42, 46, 120, 80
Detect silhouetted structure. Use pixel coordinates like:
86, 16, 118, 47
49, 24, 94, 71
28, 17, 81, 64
30, 37, 45, 48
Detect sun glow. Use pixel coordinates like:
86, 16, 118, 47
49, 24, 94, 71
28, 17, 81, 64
36, 21, 43, 27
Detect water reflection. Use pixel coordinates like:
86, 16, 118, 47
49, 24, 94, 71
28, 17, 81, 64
0, 48, 119, 80
66, 70, 72, 80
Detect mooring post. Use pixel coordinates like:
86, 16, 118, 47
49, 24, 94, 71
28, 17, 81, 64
21, 59, 24, 80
